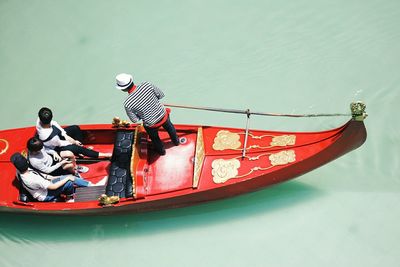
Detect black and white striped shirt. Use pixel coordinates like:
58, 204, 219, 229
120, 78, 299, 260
123, 81, 166, 127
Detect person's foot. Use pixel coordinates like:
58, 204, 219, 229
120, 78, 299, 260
76, 165, 89, 173
65, 194, 75, 203
172, 137, 180, 146
99, 152, 112, 158
158, 148, 166, 156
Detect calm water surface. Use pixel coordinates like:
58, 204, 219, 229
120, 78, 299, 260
1, 1, 399, 266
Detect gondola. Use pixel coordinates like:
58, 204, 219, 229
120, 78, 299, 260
0, 102, 367, 215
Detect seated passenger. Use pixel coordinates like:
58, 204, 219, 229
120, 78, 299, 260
10, 153, 91, 202
27, 137, 88, 176
36, 107, 112, 159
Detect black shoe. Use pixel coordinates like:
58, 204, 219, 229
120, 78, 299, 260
173, 138, 180, 146
158, 149, 166, 156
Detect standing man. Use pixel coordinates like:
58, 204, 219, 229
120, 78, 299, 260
115, 73, 179, 155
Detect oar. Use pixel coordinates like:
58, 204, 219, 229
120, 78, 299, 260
165, 102, 356, 159
164, 103, 351, 118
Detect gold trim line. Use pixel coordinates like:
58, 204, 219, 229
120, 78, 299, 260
193, 127, 205, 188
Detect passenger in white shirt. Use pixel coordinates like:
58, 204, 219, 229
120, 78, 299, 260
36, 107, 112, 159
27, 137, 78, 176
11, 153, 76, 202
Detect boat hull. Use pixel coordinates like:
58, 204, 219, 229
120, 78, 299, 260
0, 120, 366, 215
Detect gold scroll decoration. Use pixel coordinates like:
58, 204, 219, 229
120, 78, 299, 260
0, 139, 9, 155
212, 150, 296, 184
212, 130, 241, 150
212, 130, 296, 151
270, 135, 296, 147
193, 127, 205, 188
130, 125, 141, 197
269, 150, 296, 165
212, 158, 241, 184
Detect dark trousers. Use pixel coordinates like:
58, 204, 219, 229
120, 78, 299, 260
58, 125, 99, 158
64, 125, 84, 142
56, 144, 99, 158
144, 117, 179, 154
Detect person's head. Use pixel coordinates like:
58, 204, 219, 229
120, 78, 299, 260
115, 73, 134, 92
27, 137, 43, 153
10, 153, 29, 173
38, 107, 53, 125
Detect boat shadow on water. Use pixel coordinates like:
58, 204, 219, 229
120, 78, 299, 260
0, 180, 323, 242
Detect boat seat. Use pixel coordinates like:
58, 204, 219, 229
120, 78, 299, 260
75, 185, 107, 202
106, 130, 135, 198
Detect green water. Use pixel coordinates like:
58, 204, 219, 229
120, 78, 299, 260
1, 0, 399, 266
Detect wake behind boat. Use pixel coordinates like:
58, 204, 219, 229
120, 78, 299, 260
0, 102, 367, 215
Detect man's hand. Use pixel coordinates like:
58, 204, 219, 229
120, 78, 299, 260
60, 158, 71, 165
53, 152, 61, 161
75, 140, 83, 146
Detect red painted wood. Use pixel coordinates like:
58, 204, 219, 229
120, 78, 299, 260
0, 119, 366, 215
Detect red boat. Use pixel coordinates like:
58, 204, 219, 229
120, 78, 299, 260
0, 103, 367, 215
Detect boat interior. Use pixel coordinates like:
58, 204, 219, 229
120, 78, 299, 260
13, 124, 200, 204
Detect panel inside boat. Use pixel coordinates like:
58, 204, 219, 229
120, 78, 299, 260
145, 130, 197, 196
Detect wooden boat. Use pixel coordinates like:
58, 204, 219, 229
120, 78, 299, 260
0, 103, 367, 215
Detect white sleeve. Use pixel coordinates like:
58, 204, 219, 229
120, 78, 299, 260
29, 157, 62, 174
45, 147, 56, 156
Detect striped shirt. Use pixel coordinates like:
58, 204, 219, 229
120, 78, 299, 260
123, 81, 166, 127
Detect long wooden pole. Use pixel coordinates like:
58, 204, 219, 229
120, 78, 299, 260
165, 103, 350, 118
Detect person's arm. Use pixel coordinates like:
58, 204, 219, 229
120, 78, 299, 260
151, 84, 165, 99
125, 107, 140, 123
53, 121, 81, 145
47, 175, 75, 190
65, 135, 82, 146
44, 148, 62, 161
45, 148, 56, 156
31, 158, 69, 174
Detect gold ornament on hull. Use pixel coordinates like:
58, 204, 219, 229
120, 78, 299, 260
212, 130, 296, 151
350, 101, 367, 121
212, 158, 241, 184
0, 139, 9, 155
270, 135, 296, 147
112, 117, 131, 128
269, 150, 296, 166
212, 130, 242, 150
98, 194, 120, 206
212, 150, 296, 184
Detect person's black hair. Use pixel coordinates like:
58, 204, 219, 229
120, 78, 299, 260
38, 107, 53, 124
27, 137, 43, 152
10, 153, 29, 173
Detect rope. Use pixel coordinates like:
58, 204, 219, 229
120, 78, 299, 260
164, 103, 351, 118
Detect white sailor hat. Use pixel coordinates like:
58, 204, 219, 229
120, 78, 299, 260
115, 73, 133, 90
